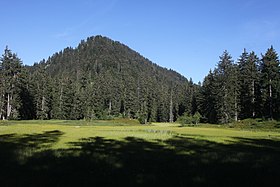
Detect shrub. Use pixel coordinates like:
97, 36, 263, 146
177, 112, 201, 126
136, 111, 147, 124
193, 112, 202, 125
138, 114, 147, 124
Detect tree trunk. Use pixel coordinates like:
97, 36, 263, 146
59, 85, 63, 116
41, 96, 45, 111
7, 93, 11, 119
108, 100, 112, 115
0, 106, 2, 120
0, 94, 3, 120
224, 112, 229, 124
42, 96, 47, 119
269, 79, 273, 120
252, 80, 255, 117
169, 90, 173, 123
234, 94, 238, 122
137, 77, 140, 111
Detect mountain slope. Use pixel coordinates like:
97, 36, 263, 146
31, 36, 194, 122
45, 36, 186, 83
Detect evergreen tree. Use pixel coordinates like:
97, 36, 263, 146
51, 77, 74, 119
31, 63, 52, 119
70, 75, 88, 120
0, 47, 24, 119
214, 51, 236, 123
146, 92, 157, 122
237, 50, 259, 119
259, 46, 280, 119
197, 70, 217, 123
18, 66, 35, 119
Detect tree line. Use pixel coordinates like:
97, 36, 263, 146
197, 47, 280, 123
0, 36, 195, 122
0, 36, 279, 124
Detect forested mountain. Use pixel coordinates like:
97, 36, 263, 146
1, 36, 195, 122
1, 35, 280, 124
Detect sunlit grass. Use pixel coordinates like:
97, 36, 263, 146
1, 120, 280, 186
1, 120, 280, 149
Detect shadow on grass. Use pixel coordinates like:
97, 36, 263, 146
0, 132, 280, 186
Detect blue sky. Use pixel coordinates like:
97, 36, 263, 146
1, 0, 280, 83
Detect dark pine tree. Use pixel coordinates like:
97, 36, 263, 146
259, 46, 280, 120
214, 51, 236, 123
197, 70, 217, 123
237, 50, 260, 119
0, 47, 25, 119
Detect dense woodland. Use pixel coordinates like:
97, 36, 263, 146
0, 35, 280, 124
198, 47, 280, 123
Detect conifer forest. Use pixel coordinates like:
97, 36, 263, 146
1, 35, 280, 124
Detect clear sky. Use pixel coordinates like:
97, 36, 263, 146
1, 0, 280, 83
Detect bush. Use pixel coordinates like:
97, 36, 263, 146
177, 112, 201, 126
138, 114, 147, 124
231, 118, 280, 130
193, 112, 202, 124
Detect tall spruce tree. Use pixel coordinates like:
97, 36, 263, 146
31, 63, 52, 119
0, 47, 24, 119
237, 50, 259, 119
51, 77, 75, 119
259, 46, 280, 119
197, 70, 217, 123
18, 66, 35, 119
214, 51, 237, 123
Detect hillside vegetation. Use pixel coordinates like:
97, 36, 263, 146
1, 36, 280, 125
1, 36, 195, 122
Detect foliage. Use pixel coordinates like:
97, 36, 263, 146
2, 37, 280, 125
237, 50, 260, 119
177, 112, 201, 126
198, 46, 280, 124
24, 36, 191, 122
137, 112, 148, 124
0, 47, 28, 120
230, 118, 280, 130
259, 46, 280, 119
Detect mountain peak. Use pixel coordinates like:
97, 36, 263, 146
29, 35, 191, 121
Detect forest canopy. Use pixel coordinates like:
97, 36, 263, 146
0, 36, 279, 124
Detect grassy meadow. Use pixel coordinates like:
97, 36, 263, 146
1, 119, 280, 186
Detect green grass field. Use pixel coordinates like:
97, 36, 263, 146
1, 119, 280, 186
